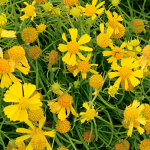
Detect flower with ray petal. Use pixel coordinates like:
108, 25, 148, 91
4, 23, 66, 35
48, 93, 78, 120
108, 57, 143, 90
58, 28, 92, 66
0, 48, 22, 88
97, 23, 114, 48
80, 102, 98, 123
73, 53, 98, 79
106, 10, 123, 34
122, 100, 146, 136
20, 1, 36, 21
79, 0, 105, 20
103, 42, 126, 65
15, 117, 55, 150
3, 82, 42, 121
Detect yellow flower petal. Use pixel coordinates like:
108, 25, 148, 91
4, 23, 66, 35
11, 108, 21, 121
8, 73, 22, 83
69, 28, 77, 42
96, 1, 105, 9
114, 77, 122, 88
103, 51, 112, 56
23, 83, 36, 98
124, 79, 128, 90
92, 14, 97, 20
130, 61, 140, 69
16, 135, 31, 143
106, 26, 114, 37
62, 33, 68, 42
92, 0, 98, 6
82, 72, 87, 79
100, 23, 104, 33
136, 125, 145, 135
73, 69, 79, 77
95, 8, 104, 15
108, 72, 119, 79
90, 69, 98, 74
77, 52, 86, 60
1, 74, 12, 88
62, 52, 71, 63
16, 128, 32, 133
4, 90, 20, 102
19, 109, 28, 121
58, 107, 66, 120
39, 117, 46, 129
67, 53, 76, 66
78, 34, 91, 45
83, 102, 89, 109
129, 75, 140, 87
132, 70, 143, 78
70, 106, 78, 117
46, 142, 52, 150
79, 46, 93, 51
24, 120, 34, 129
58, 44, 67, 52
127, 121, 133, 137
26, 143, 33, 150
44, 130, 55, 137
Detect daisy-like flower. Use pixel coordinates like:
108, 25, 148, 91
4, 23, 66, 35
122, 100, 146, 136
20, 1, 36, 21
58, 28, 92, 66
111, 0, 120, 7
108, 57, 143, 90
97, 23, 114, 48
36, 23, 46, 33
108, 85, 118, 97
63, 0, 78, 12
115, 139, 130, 150
140, 139, 150, 150
0, 48, 22, 88
103, 42, 127, 65
15, 117, 55, 150
132, 20, 145, 33
106, 10, 123, 34
73, 53, 98, 79
80, 102, 98, 123
79, 0, 105, 20
48, 93, 78, 120
139, 45, 150, 69
3, 82, 42, 121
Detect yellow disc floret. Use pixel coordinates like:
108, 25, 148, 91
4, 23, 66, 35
112, 47, 124, 60
115, 139, 130, 150
0, 58, 10, 74
119, 66, 132, 79
58, 94, 73, 108
140, 139, 150, 150
97, 33, 112, 48
144, 120, 150, 135
89, 74, 104, 90
29, 108, 44, 121
143, 45, 150, 59
0, 13, 7, 26
67, 64, 77, 73
132, 20, 144, 33
121, 79, 134, 91
30, 134, 47, 150
48, 50, 58, 67
57, 146, 69, 150
28, 45, 42, 59
67, 41, 79, 54
85, 5, 96, 16
35, 0, 46, 3
8, 46, 25, 61
43, 2, 53, 12
143, 104, 150, 120
63, 0, 78, 5
78, 61, 91, 73
56, 119, 71, 133
21, 27, 38, 43
82, 130, 95, 143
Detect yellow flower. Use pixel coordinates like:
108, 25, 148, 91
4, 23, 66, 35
48, 50, 58, 67
57, 146, 69, 150
144, 120, 150, 134
111, 0, 120, 6
97, 23, 113, 48
132, 20, 145, 33
82, 130, 95, 143
67, 64, 77, 73
20, 1, 36, 21
51, 8, 60, 16
108, 57, 143, 90
103, 42, 126, 65
143, 104, 150, 120
36, 23, 46, 33
21, 27, 38, 43
43, 2, 53, 12
58, 28, 92, 66
0, 13, 7, 26
15, 117, 55, 150
80, 0, 105, 20
56, 119, 71, 133
35, 0, 46, 3
115, 139, 130, 150
80, 102, 98, 123
8, 46, 30, 71
139, 45, 150, 69
70, 7, 80, 17
106, 10, 123, 34
0, 0, 8, 5
121, 79, 134, 91
3, 82, 42, 121
108, 85, 118, 97
140, 139, 150, 150
0, 29, 16, 38
123, 100, 146, 136
63, 0, 78, 12
89, 74, 104, 95
73, 53, 98, 79
48, 93, 78, 120
0, 49, 22, 88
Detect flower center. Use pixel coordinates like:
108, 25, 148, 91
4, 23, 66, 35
112, 47, 124, 59
143, 45, 150, 59
58, 94, 73, 108
25, 5, 35, 16
67, 41, 79, 54
119, 66, 132, 79
85, 5, 96, 16
109, 18, 118, 28
19, 97, 30, 109
86, 109, 96, 119
124, 106, 139, 121
0, 59, 10, 74
78, 61, 91, 73
29, 127, 44, 138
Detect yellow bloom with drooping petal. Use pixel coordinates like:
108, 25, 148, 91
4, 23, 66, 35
0, 48, 22, 88
3, 82, 42, 121
103, 42, 126, 65
79, 0, 105, 20
97, 23, 114, 48
48, 93, 78, 120
122, 100, 146, 137
20, 1, 36, 21
80, 102, 98, 123
58, 28, 93, 66
108, 57, 143, 90
106, 10, 123, 34
16, 117, 55, 150
139, 45, 150, 69
73, 53, 98, 79
125, 39, 141, 58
